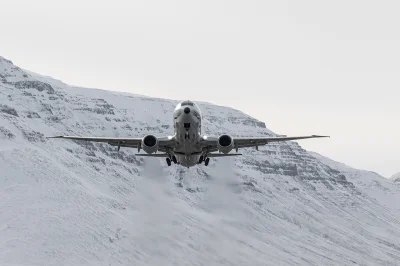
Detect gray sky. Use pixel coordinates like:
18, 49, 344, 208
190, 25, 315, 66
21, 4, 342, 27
2, 0, 399, 177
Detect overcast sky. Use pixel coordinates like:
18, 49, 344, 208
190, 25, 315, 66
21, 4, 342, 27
2, 0, 399, 177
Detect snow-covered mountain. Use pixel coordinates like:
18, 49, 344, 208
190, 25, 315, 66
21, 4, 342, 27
1, 56, 400, 266
391, 173, 400, 183
310, 152, 400, 210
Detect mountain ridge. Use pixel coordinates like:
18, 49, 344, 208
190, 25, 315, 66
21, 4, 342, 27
391, 172, 400, 183
1, 56, 400, 266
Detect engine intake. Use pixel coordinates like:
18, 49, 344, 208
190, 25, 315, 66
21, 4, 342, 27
142, 135, 158, 154
217, 134, 234, 154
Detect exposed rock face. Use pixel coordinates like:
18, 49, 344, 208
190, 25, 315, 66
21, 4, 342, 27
0, 104, 18, 117
14, 80, 55, 94
1, 56, 400, 266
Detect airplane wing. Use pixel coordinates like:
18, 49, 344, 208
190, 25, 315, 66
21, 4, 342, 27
201, 135, 329, 152
47, 135, 175, 151
233, 135, 329, 148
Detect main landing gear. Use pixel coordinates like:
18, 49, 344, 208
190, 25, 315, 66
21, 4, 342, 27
198, 155, 210, 166
166, 155, 177, 166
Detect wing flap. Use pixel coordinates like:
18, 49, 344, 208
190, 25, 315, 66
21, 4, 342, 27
207, 153, 242, 157
47, 135, 142, 144
47, 135, 176, 149
135, 153, 169, 157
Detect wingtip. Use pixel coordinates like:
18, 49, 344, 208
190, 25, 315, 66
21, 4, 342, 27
46, 136, 64, 139
312, 135, 330, 138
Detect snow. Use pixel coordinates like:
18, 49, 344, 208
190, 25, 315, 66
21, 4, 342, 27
391, 172, 400, 182
310, 152, 400, 210
1, 57, 400, 265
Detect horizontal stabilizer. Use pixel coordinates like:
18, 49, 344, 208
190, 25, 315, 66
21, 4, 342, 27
135, 153, 242, 158
207, 153, 242, 157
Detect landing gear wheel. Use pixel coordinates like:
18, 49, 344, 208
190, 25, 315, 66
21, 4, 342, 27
172, 156, 177, 164
199, 155, 204, 164
205, 157, 210, 166
166, 158, 172, 166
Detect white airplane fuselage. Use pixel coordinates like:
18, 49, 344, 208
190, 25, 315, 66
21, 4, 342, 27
172, 101, 203, 167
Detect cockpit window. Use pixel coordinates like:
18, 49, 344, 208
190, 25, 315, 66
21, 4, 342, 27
182, 101, 194, 106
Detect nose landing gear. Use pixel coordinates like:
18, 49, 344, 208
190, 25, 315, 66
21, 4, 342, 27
205, 157, 210, 166
166, 158, 172, 166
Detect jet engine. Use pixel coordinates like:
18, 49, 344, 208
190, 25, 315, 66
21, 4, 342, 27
142, 135, 158, 154
217, 134, 234, 154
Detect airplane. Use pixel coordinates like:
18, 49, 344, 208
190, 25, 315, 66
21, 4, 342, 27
48, 100, 329, 168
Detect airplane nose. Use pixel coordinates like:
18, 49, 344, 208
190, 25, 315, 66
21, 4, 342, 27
184, 107, 190, 114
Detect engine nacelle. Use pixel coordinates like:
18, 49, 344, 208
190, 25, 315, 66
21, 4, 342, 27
217, 134, 234, 154
142, 135, 159, 154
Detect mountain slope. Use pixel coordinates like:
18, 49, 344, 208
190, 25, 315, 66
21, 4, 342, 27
391, 173, 400, 183
1, 56, 400, 266
310, 152, 400, 210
